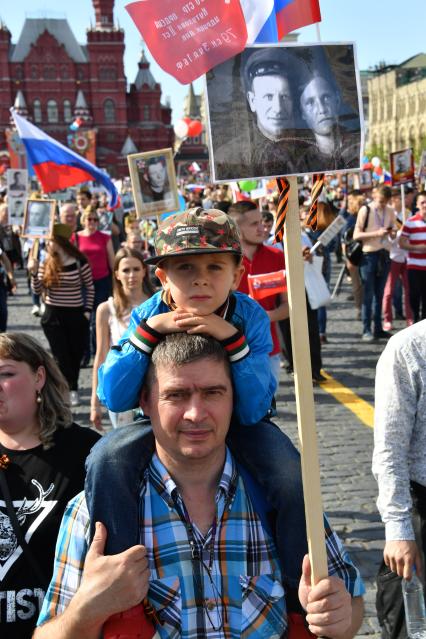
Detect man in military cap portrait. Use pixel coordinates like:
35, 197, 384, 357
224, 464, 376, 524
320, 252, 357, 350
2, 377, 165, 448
207, 44, 362, 181
210, 47, 305, 180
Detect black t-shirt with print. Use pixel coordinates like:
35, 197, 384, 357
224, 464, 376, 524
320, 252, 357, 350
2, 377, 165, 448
0, 423, 100, 639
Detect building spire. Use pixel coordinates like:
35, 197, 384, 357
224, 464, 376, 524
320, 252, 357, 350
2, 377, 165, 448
92, 0, 114, 29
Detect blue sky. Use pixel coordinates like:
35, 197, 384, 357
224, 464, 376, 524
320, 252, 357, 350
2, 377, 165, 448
2, 0, 425, 122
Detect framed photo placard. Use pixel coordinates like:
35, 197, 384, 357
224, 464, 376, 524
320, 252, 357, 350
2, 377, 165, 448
22, 199, 56, 239
128, 148, 179, 217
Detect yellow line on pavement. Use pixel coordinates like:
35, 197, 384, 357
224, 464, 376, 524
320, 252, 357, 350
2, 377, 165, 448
318, 371, 374, 429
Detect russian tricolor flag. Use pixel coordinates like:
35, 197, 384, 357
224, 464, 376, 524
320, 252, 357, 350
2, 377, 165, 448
242, 0, 321, 44
11, 109, 118, 207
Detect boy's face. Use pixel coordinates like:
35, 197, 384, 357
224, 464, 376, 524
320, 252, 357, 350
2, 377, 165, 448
156, 253, 244, 314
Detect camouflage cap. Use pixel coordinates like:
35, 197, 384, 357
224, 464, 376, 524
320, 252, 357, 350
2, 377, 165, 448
144, 207, 242, 265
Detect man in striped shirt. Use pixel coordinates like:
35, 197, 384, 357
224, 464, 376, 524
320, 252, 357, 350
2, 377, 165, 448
35, 334, 364, 639
400, 192, 426, 322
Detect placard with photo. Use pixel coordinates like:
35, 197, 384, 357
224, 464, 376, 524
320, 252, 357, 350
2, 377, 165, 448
8, 196, 26, 226
205, 43, 364, 182
390, 148, 415, 186
128, 148, 179, 217
418, 150, 426, 181
6, 168, 28, 198
359, 169, 373, 190
22, 199, 56, 239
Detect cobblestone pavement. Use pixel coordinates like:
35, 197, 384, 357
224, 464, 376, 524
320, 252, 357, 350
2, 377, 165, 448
8, 263, 401, 638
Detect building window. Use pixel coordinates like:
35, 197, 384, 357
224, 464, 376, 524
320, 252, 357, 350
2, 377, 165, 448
43, 66, 56, 80
77, 67, 85, 81
60, 65, 70, 80
99, 67, 117, 81
143, 105, 150, 120
106, 132, 115, 143
104, 99, 115, 123
15, 66, 24, 80
31, 66, 38, 79
63, 100, 73, 123
47, 100, 59, 123
33, 99, 42, 123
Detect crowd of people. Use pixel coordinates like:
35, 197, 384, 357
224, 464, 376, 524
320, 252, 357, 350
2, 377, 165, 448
0, 170, 425, 638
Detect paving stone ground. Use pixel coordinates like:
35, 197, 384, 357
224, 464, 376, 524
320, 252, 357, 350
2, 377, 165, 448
8, 262, 403, 638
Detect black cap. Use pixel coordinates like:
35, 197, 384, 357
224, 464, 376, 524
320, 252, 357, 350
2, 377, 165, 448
243, 48, 290, 91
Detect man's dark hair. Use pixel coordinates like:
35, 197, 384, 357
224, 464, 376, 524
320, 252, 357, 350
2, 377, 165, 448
147, 156, 166, 168
261, 211, 274, 224
228, 200, 257, 218
145, 333, 230, 391
378, 185, 392, 201
78, 187, 92, 200
348, 189, 363, 197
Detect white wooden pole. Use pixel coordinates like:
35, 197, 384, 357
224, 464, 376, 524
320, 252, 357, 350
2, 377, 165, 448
283, 176, 328, 584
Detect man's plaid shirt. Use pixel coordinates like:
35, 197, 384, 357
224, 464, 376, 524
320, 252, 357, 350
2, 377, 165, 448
38, 448, 364, 638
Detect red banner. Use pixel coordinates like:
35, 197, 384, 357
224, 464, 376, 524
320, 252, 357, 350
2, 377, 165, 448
125, 0, 247, 84
248, 270, 287, 301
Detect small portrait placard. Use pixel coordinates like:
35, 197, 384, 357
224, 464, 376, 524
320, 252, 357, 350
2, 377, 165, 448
390, 148, 415, 186
128, 148, 179, 217
6, 168, 28, 198
23, 199, 56, 239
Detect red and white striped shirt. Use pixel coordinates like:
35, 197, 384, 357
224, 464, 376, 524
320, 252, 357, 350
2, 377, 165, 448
31, 260, 95, 310
401, 213, 426, 270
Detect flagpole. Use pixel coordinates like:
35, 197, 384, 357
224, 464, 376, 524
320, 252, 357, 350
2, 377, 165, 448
283, 176, 328, 584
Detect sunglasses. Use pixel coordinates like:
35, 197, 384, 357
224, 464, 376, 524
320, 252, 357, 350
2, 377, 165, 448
87, 217, 99, 222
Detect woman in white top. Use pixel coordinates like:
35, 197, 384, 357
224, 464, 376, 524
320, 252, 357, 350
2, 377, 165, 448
90, 248, 154, 430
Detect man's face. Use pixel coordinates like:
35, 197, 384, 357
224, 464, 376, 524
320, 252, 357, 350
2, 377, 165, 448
262, 217, 274, 239
60, 206, 77, 230
300, 77, 340, 136
247, 74, 294, 141
374, 192, 390, 209
30, 203, 48, 226
77, 193, 90, 209
236, 208, 265, 247
140, 358, 233, 465
417, 196, 426, 220
148, 162, 166, 192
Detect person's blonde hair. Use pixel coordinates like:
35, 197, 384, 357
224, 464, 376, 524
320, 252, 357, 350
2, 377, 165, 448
80, 207, 98, 224
0, 333, 73, 449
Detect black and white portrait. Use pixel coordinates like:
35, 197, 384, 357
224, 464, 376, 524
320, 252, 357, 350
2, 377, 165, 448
23, 199, 55, 238
205, 43, 363, 181
390, 148, 414, 187
6, 169, 28, 198
359, 169, 373, 190
7, 196, 25, 225
128, 148, 179, 217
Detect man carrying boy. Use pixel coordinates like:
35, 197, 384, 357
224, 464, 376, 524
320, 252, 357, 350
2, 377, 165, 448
35, 333, 365, 639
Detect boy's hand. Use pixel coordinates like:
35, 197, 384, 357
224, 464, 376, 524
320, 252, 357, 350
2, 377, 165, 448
174, 312, 237, 340
146, 312, 186, 335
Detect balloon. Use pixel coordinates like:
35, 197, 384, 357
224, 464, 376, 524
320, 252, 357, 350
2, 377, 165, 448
183, 117, 191, 125
174, 119, 189, 138
371, 156, 381, 168
187, 120, 203, 137
239, 180, 258, 192
373, 166, 383, 176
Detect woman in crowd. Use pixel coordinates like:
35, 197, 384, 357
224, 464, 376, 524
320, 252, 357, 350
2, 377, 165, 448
342, 191, 365, 320
0, 332, 100, 638
28, 224, 94, 406
76, 209, 115, 357
90, 247, 154, 430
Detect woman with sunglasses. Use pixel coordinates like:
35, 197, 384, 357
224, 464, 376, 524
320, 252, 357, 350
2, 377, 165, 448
28, 224, 94, 407
76, 209, 115, 358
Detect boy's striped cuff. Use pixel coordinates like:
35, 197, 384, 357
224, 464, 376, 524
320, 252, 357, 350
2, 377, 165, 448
221, 330, 250, 363
130, 320, 162, 355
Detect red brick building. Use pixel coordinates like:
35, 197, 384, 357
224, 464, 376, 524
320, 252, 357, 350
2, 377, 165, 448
0, 0, 174, 176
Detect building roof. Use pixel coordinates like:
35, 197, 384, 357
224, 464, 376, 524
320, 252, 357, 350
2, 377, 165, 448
121, 135, 138, 155
400, 53, 426, 68
134, 50, 157, 90
10, 18, 87, 63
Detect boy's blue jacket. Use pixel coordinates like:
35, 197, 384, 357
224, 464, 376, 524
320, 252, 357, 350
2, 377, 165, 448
98, 290, 276, 425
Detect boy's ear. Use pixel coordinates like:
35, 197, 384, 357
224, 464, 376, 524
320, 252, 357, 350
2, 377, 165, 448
231, 262, 245, 291
155, 266, 168, 288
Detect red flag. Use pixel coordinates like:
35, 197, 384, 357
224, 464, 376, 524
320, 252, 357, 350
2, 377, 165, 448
248, 270, 287, 301
276, 0, 321, 40
125, 0, 247, 84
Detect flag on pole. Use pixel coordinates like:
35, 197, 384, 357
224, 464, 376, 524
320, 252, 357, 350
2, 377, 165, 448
242, 0, 321, 43
11, 109, 118, 207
